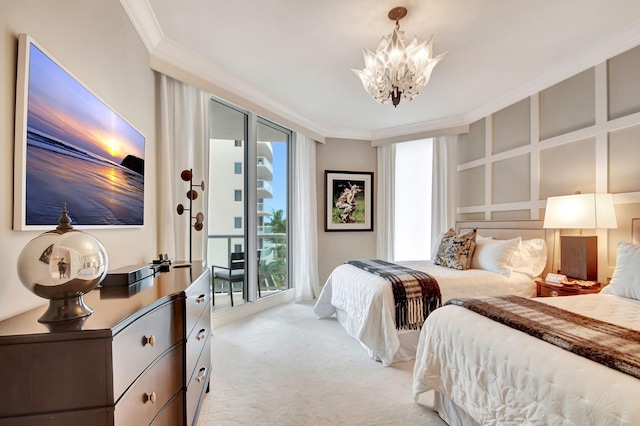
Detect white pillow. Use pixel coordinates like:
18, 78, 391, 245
601, 241, 640, 300
471, 236, 521, 276
511, 238, 547, 277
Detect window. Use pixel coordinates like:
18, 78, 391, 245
234, 139, 242, 147
234, 162, 242, 174
234, 190, 242, 202
394, 139, 433, 261
234, 244, 242, 253
234, 217, 242, 229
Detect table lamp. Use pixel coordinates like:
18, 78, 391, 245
543, 193, 617, 281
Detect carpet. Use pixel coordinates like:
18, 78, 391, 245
197, 300, 445, 425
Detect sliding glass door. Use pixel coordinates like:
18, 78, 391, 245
208, 99, 290, 310
257, 119, 289, 299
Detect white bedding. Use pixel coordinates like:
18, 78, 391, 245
313, 260, 536, 366
413, 293, 640, 424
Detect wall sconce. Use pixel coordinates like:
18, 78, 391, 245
177, 169, 205, 264
543, 192, 617, 280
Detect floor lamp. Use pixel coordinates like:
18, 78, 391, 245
543, 193, 617, 281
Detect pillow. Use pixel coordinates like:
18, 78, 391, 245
471, 236, 521, 276
434, 228, 477, 270
601, 242, 640, 300
510, 238, 547, 277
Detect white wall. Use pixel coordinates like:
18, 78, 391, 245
316, 138, 377, 284
0, 0, 156, 320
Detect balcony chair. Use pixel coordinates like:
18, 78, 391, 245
212, 251, 261, 307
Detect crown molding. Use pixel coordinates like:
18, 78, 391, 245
119, 0, 164, 51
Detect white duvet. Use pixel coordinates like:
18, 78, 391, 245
313, 260, 535, 366
413, 293, 640, 424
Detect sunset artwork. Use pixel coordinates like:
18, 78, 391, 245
22, 39, 145, 227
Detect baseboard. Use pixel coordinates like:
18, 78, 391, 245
211, 288, 295, 328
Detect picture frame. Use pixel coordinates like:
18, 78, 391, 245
13, 34, 145, 230
324, 170, 373, 232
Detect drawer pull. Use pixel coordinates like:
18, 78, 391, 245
550, 290, 559, 297
142, 334, 156, 347
196, 294, 206, 303
196, 328, 207, 341
196, 367, 207, 383
144, 391, 157, 404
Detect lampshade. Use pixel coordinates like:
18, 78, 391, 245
543, 193, 617, 229
352, 6, 447, 107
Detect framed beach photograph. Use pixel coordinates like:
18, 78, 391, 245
13, 34, 145, 230
324, 170, 373, 232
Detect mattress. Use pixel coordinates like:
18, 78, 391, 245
313, 260, 536, 366
413, 293, 640, 424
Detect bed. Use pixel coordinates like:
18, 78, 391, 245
313, 220, 553, 366
412, 240, 640, 425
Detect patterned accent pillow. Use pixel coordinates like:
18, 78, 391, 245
434, 228, 477, 270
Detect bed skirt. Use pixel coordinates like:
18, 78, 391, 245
335, 307, 421, 363
434, 392, 480, 426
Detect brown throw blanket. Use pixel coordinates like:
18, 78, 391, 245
346, 259, 441, 330
447, 295, 640, 380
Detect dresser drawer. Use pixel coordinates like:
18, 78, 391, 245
186, 308, 211, 383
0, 407, 111, 426
186, 339, 211, 426
151, 392, 185, 426
112, 299, 184, 400
185, 273, 210, 336
114, 344, 184, 426
0, 338, 109, 417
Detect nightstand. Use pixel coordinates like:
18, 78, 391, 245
536, 279, 602, 297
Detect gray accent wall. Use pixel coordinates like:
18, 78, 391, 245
456, 44, 640, 280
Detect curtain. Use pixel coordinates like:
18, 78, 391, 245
291, 133, 320, 301
431, 135, 458, 255
376, 144, 396, 261
158, 74, 210, 263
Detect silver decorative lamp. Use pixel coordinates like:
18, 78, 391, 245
17, 204, 109, 323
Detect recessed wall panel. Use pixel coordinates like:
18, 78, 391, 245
539, 138, 595, 199
458, 166, 485, 207
492, 99, 530, 154
539, 68, 595, 140
457, 212, 486, 221
492, 154, 531, 204
458, 119, 485, 164
491, 210, 531, 221
609, 124, 640, 193
608, 45, 640, 120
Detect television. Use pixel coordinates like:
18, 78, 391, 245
13, 34, 145, 230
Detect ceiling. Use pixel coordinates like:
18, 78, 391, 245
121, 0, 640, 141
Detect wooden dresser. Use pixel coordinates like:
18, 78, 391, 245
0, 264, 211, 425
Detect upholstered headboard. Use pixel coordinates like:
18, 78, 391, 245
455, 220, 554, 277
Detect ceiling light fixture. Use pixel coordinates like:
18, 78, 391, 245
353, 6, 447, 108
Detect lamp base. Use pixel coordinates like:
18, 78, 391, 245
560, 235, 598, 281
38, 295, 94, 323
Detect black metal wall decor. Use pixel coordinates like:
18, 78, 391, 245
176, 169, 205, 264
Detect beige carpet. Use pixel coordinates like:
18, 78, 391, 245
197, 300, 446, 425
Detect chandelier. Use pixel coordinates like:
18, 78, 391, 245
353, 6, 447, 107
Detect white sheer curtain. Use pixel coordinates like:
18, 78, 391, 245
431, 135, 458, 254
158, 74, 210, 263
376, 144, 396, 260
291, 133, 320, 301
